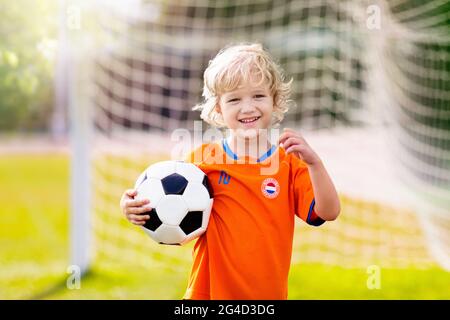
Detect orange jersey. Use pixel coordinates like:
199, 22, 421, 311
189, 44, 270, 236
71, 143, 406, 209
183, 140, 324, 300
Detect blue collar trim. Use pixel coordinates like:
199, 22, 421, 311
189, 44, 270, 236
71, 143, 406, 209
222, 139, 276, 163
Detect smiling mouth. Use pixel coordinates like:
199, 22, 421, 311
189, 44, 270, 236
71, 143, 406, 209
239, 116, 261, 123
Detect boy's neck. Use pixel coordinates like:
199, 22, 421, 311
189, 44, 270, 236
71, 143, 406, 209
227, 133, 272, 159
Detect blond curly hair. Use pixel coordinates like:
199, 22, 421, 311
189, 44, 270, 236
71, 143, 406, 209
193, 43, 293, 128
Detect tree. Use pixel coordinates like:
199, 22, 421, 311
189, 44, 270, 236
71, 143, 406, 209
0, 0, 57, 132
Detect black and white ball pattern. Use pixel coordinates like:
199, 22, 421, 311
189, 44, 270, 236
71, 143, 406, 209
134, 160, 214, 245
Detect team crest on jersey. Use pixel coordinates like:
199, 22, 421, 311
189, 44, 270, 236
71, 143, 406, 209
261, 178, 280, 199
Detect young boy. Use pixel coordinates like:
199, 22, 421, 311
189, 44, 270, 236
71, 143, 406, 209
120, 43, 340, 299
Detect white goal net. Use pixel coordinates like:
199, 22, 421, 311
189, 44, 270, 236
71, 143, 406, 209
65, 0, 450, 272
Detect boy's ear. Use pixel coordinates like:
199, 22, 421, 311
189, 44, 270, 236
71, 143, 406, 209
215, 104, 221, 114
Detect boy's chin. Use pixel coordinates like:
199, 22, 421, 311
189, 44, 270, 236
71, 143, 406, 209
233, 128, 266, 140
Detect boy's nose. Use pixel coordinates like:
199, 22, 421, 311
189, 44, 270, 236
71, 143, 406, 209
240, 99, 257, 113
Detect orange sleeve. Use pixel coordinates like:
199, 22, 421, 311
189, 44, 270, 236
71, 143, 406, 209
292, 157, 325, 227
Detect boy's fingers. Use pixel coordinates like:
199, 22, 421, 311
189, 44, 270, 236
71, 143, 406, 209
285, 145, 303, 157
128, 213, 150, 221
281, 137, 302, 150
126, 198, 150, 208
279, 131, 294, 144
281, 128, 303, 140
131, 219, 147, 226
127, 206, 152, 215
280, 132, 307, 147
126, 189, 137, 197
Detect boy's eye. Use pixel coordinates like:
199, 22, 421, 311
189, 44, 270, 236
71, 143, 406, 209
228, 98, 240, 103
254, 95, 266, 99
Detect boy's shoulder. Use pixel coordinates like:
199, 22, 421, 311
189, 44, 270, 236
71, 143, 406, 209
184, 141, 222, 164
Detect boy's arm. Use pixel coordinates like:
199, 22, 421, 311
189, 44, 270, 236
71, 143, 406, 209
280, 128, 340, 221
307, 161, 340, 221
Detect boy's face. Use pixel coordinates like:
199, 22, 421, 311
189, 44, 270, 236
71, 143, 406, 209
217, 79, 274, 139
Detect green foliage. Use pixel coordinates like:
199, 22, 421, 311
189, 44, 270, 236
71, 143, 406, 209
0, 1, 58, 132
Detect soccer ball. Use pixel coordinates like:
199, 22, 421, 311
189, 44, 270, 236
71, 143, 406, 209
134, 160, 214, 245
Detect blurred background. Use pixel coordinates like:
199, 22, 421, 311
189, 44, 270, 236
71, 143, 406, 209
0, 0, 449, 299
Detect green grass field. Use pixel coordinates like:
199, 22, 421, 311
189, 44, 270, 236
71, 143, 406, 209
0, 154, 449, 300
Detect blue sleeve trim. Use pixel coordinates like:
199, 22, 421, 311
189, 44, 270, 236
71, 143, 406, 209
306, 198, 325, 227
